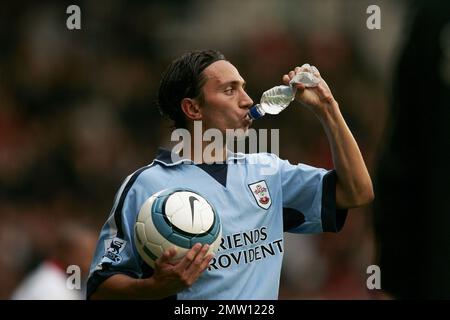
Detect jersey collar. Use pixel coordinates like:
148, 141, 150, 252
153, 148, 246, 167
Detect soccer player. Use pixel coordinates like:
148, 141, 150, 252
87, 50, 374, 299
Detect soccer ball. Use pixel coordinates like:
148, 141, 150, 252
134, 188, 222, 268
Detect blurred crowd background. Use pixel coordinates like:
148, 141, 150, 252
1, 0, 449, 299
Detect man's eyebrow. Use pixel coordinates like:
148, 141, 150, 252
219, 80, 246, 88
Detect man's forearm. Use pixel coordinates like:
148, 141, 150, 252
316, 101, 374, 208
90, 274, 161, 300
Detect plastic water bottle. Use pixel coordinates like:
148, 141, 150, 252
248, 65, 320, 120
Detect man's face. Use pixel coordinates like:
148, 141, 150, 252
197, 60, 254, 134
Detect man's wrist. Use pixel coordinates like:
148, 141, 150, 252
314, 100, 341, 125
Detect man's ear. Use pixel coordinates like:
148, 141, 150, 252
181, 98, 202, 121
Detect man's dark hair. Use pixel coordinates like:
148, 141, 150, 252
158, 50, 226, 129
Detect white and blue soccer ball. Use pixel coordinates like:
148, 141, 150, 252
134, 188, 222, 268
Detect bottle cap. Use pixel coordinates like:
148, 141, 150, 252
249, 105, 264, 120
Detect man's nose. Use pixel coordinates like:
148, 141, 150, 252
240, 90, 254, 109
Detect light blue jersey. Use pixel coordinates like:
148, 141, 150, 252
87, 148, 347, 299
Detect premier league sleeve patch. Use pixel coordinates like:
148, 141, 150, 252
102, 237, 127, 264
248, 180, 272, 210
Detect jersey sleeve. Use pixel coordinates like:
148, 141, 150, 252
277, 156, 348, 234
86, 168, 155, 299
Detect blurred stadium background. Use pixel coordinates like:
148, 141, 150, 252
1, 0, 449, 299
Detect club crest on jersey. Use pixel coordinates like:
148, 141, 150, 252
248, 180, 272, 210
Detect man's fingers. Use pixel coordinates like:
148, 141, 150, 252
167, 243, 212, 287
185, 244, 210, 274
294, 83, 306, 91
282, 74, 290, 85
185, 252, 214, 282
316, 83, 334, 103
288, 70, 295, 79
173, 243, 202, 271
156, 247, 177, 266
309, 65, 319, 76
200, 254, 214, 271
